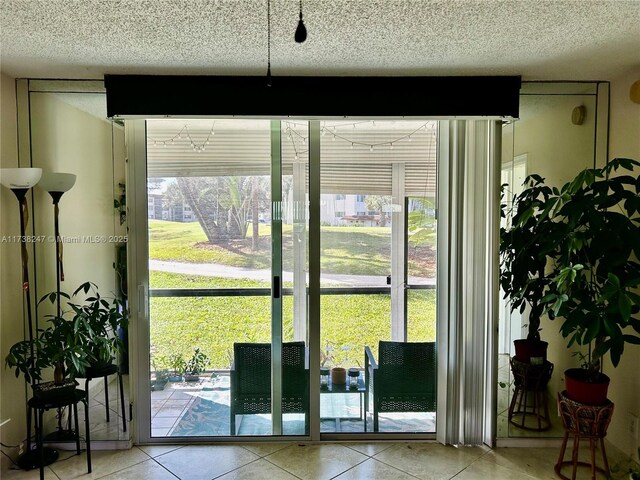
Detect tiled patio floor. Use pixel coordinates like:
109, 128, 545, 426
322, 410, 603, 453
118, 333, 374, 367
150, 373, 436, 437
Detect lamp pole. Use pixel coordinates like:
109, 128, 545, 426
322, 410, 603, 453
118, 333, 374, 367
38, 172, 76, 441
0, 168, 60, 470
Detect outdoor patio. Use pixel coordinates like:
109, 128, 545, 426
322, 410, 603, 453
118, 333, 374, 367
150, 373, 436, 437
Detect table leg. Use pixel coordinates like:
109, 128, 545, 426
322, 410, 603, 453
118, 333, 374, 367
104, 376, 110, 422
84, 399, 91, 473
38, 409, 44, 480
26, 405, 32, 453
73, 402, 80, 454
118, 371, 127, 432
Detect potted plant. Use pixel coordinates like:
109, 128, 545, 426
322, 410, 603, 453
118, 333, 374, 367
500, 179, 561, 362
41, 282, 129, 371
539, 158, 640, 404
510, 158, 640, 404
5, 313, 89, 399
151, 369, 169, 391
183, 348, 210, 382
167, 353, 186, 382
150, 351, 170, 391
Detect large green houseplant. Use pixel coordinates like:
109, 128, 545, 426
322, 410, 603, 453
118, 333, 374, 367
500, 177, 562, 362
503, 157, 640, 404
542, 158, 640, 403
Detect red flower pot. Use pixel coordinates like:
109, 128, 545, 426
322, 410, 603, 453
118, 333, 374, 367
513, 339, 548, 363
564, 368, 610, 405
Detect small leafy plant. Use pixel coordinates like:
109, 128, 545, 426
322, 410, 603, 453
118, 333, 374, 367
185, 348, 210, 376
168, 353, 186, 379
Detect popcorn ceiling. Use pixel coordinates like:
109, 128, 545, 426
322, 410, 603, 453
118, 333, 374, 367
1, 0, 638, 80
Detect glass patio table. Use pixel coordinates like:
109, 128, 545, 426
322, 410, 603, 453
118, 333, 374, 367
320, 372, 368, 432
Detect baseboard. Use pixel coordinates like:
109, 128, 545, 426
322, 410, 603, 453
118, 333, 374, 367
496, 437, 564, 448
45, 439, 132, 451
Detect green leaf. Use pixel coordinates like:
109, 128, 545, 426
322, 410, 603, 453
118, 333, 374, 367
619, 294, 632, 322
607, 273, 621, 288
623, 334, 640, 345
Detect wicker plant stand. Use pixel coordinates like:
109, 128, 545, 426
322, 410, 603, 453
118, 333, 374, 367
508, 357, 554, 431
555, 391, 614, 480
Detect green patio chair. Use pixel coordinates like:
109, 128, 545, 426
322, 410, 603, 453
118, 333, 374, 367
230, 341, 309, 435
364, 341, 437, 432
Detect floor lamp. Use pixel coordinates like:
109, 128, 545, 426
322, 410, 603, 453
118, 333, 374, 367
38, 172, 77, 441
0, 168, 59, 469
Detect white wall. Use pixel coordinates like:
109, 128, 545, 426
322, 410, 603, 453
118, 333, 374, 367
0, 73, 27, 456
605, 66, 640, 462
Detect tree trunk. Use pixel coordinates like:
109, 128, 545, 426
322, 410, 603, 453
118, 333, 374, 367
252, 178, 259, 251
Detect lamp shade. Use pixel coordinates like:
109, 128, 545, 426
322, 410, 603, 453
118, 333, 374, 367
38, 172, 76, 193
0, 168, 42, 189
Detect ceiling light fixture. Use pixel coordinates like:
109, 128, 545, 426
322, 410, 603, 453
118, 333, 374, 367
294, 0, 307, 43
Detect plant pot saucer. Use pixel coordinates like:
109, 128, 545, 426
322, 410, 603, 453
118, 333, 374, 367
16, 447, 59, 470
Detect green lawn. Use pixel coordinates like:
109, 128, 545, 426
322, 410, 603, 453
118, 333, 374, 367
149, 219, 435, 277
148, 220, 436, 371
150, 271, 436, 370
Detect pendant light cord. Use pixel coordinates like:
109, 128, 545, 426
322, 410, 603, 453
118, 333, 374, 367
267, 0, 272, 86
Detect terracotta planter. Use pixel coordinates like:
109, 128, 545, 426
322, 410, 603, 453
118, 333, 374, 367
514, 339, 548, 364
331, 367, 346, 385
564, 368, 610, 405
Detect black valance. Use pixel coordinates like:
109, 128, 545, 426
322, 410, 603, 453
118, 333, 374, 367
105, 75, 520, 118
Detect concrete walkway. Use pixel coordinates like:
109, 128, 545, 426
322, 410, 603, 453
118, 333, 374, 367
149, 259, 435, 287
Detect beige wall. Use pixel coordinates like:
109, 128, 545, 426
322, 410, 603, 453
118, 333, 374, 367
0, 73, 28, 454
518, 94, 599, 417
30, 92, 117, 304
0, 84, 125, 455
605, 66, 640, 462
501, 89, 601, 437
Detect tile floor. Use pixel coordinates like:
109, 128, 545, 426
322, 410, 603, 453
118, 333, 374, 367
2, 440, 636, 480
78, 374, 130, 442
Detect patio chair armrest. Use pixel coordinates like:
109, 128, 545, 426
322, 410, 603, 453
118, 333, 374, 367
364, 346, 378, 370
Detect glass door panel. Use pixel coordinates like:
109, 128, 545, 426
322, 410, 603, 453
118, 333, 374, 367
147, 119, 283, 437
406, 195, 437, 342
319, 120, 437, 434
280, 120, 310, 434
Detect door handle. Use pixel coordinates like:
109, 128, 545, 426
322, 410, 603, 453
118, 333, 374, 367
273, 276, 281, 299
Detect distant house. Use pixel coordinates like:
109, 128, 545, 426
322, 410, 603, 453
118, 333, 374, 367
340, 214, 379, 227
148, 192, 195, 222
320, 193, 371, 226
148, 193, 163, 220
167, 203, 195, 222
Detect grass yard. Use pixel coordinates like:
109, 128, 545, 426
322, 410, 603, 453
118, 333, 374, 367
149, 219, 436, 277
150, 271, 436, 370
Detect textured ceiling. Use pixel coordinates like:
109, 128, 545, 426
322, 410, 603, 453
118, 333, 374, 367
1, 0, 639, 80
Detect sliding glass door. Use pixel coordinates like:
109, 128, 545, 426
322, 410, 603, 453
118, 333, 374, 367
133, 118, 437, 441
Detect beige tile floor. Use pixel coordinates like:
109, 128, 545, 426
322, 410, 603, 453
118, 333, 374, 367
2, 441, 637, 480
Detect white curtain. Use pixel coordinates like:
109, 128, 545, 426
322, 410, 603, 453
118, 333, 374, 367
436, 120, 501, 446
